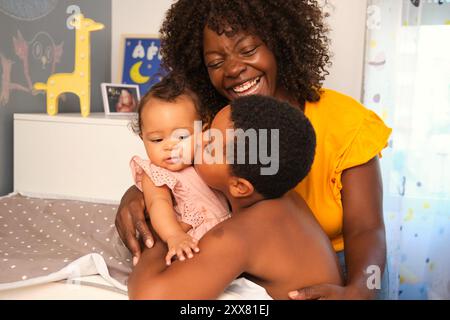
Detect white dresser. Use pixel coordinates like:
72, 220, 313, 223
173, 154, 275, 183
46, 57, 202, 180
13, 113, 147, 203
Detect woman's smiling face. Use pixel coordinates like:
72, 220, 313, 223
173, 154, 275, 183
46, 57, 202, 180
203, 26, 282, 102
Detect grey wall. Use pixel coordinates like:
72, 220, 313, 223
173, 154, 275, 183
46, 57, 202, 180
0, 0, 111, 196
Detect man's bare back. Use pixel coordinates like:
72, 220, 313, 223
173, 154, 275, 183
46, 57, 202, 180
205, 191, 343, 299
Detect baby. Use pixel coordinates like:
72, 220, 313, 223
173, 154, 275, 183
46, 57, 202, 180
130, 74, 230, 266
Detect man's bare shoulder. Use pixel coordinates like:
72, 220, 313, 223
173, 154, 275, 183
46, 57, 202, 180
201, 192, 317, 248
199, 213, 249, 249
198, 200, 282, 248
242, 192, 312, 221
234, 193, 325, 244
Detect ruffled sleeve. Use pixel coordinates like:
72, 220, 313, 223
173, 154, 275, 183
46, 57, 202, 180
331, 110, 392, 198
129, 155, 177, 192
129, 156, 207, 232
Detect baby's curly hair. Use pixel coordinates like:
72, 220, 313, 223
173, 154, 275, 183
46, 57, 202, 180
130, 73, 200, 137
160, 0, 331, 121
229, 95, 316, 199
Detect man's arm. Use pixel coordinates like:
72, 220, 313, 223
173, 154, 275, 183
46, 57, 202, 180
127, 221, 249, 300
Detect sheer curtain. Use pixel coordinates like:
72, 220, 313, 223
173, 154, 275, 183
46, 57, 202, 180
363, 0, 450, 299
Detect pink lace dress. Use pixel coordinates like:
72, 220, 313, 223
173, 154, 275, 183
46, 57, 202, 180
130, 155, 231, 240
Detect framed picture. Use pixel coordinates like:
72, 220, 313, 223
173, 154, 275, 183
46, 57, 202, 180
101, 83, 140, 115
119, 34, 166, 96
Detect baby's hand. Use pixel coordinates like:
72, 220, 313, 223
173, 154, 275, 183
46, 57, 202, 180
165, 233, 200, 266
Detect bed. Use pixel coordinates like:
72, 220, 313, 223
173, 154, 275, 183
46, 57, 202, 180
0, 113, 271, 300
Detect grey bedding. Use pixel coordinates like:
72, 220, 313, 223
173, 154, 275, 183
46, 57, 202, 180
0, 194, 132, 287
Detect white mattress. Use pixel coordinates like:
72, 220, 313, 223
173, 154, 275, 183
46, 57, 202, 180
0, 275, 127, 300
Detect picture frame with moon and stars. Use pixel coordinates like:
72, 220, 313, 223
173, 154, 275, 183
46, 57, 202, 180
119, 34, 165, 96
101, 83, 140, 115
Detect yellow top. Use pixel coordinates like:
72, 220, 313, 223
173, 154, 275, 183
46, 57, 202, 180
295, 89, 392, 252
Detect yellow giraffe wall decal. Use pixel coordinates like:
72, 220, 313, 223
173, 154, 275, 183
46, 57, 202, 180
34, 13, 104, 117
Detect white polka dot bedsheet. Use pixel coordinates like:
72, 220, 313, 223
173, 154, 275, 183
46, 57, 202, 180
0, 193, 132, 296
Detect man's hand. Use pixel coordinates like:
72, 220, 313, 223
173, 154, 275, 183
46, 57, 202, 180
115, 185, 154, 266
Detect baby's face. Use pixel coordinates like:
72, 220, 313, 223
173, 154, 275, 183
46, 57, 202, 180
194, 105, 233, 192
141, 95, 199, 171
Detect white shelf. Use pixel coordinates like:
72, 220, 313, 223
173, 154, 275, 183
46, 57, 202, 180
14, 113, 137, 126
14, 112, 146, 203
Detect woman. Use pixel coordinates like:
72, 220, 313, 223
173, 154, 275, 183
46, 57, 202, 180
116, 0, 392, 299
